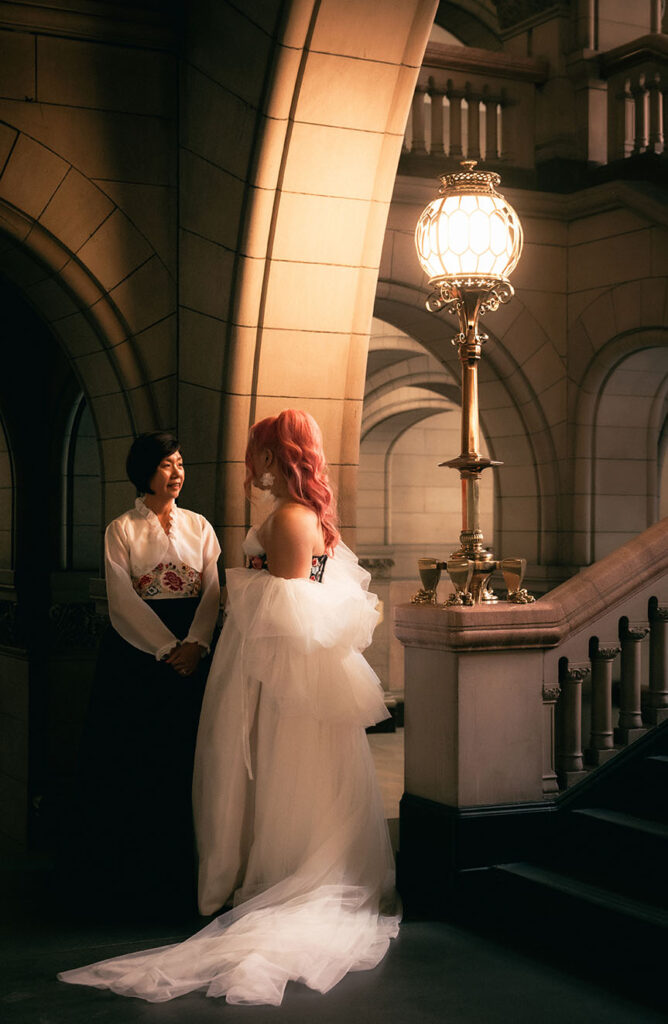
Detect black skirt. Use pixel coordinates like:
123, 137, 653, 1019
71, 597, 210, 923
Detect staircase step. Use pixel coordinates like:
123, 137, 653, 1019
573, 807, 668, 839
495, 862, 668, 930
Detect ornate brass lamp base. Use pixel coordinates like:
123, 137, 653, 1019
412, 551, 534, 607
443, 551, 535, 606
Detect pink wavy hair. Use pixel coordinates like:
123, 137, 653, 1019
245, 409, 340, 553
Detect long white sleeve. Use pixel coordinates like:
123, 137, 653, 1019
182, 520, 221, 652
105, 519, 180, 660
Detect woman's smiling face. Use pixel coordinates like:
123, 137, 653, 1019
148, 450, 184, 500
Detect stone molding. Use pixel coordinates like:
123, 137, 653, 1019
0, 0, 177, 49
422, 41, 548, 82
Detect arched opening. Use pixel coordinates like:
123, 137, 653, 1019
64, 396, 102, 572
0, 276, 104, 852
592, 345, 668, 560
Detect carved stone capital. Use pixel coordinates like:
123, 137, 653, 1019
624, 627, 649, 642
563, 665, 590, 684
542, 683, 561, 702
591, 646, 620, 662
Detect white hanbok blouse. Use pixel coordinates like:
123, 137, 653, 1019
105, 498, 221, 661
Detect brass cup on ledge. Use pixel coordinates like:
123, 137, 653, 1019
411, 558, 444, 605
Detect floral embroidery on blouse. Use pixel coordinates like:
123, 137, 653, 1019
132, 562, 202, 599
246, 552, 327, 582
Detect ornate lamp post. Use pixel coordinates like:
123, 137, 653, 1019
413, 161, 534, 606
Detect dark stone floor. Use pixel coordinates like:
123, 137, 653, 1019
1, 857, 666, 1024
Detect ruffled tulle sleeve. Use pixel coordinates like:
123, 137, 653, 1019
224, 542, 388, 729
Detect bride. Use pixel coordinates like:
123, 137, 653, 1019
59, 409, 400, 1006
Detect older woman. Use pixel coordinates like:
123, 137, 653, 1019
74, 431, 220, 921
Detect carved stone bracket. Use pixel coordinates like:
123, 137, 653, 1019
542, 682, 561, 702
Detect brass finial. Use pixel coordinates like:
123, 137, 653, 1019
461, 159, 478, 172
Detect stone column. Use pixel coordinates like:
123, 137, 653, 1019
429, 80, 445, 157
556, 663, 589, 788
448, 84, 463, 158
411, 86, 427, 154
615, 617, 648, 744
647, 73, 664, 155
644, 596, 668, 725
631, 75, 649, 153
585, 638, 620, 766
466, 85, 480, 160
542, 681, 560, 796
483, 88, 499, 161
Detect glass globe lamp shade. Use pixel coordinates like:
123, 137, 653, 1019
415, 167, 523, 284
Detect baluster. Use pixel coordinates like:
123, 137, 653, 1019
411, 86, 427, 155
466, 84, 481, 160
615, 617, 648, 744
632, 74, 648, 154
483, 87, 499, 160
647, 73, 664, 155
429, 80, 445, 157
542, 681, 561, 795
643, 597, 668, 725
556, 661, 589, 787
448, 80, 463, 158
651, 0, 662, 33
586, 638, 620, 766
609, 77, 634, 160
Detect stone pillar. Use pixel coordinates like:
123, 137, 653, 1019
466, 85, 480, 160
448, 83, 463, 158
428, 80, 445, 158
483, 88, 499, 160
631, 76, 649, 153
542, 681, 560, 796
556, 663, 589, 787
647, 73, 664, 155
644, 597, 668, 725
411, 86, 427, 154
585, 638, 619, 766
615, 617, 648, 744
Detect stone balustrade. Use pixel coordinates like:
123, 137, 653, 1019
402, 34, 668, 175
394, 517, 668, 810
402, 42, 547, 170
601, 34, 668, 160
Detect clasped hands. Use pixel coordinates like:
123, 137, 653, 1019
164, 641, 203, 676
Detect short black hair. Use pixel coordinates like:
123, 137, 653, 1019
126, 431, 180, 495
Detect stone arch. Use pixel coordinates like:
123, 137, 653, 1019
434, 0, 502, 49
571, 324, 668, 563
0, 124, 175, 523
213, 0, 438, 550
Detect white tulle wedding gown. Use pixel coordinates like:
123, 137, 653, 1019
59, 529, 400, 1006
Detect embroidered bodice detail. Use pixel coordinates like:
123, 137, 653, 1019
244, 527, 327, 582
308, 553, 327, 583
132, 562, 202, 599
246, 551, 327, 583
